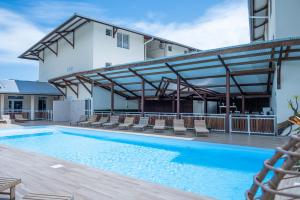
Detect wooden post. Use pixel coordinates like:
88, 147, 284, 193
141, 80, 145, 116
177, 75, 180, 119
111, 83, 114, 114
172, 96, 175, 113
204, 98, 208, 114
225, 70, 230, 133
242, 95, 245, 114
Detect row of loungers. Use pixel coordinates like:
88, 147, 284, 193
0, 114, 30, 123
0, 177, 73, 200
73, 115, 210, 136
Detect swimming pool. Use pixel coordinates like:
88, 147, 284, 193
0, 126, 273, 199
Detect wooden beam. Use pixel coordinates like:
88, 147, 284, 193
111, 83, 114, 114
62, 79, 78, 97
97, 73, 139, 97
176, 75, 180, 118
51, 82, 66, 97
141, 80, 145, 116
218, 55, 244, 95
57, 32, 74, 48
76, 76, 92, 96
242, 95, 245, 114
166, 63, 205, 100
267, 48, 275, 93
42, 42, 58, 56
128, 68, 158, 90
225, 69, 230, 133
113, 27, 118, 38
277, 46, 283, 89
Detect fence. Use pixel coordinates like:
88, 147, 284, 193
3, 110, 53, 121
93, 111, 276, 135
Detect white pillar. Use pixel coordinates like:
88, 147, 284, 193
0, 94, 4, 116
30, 95, 35, 120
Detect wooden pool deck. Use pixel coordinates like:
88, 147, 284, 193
0, 121, 291, 199
0, 145, 212, 200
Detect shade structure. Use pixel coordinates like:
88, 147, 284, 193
49, 37, 300, 100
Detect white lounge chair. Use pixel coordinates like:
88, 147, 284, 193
153, 119, 166, 132
0, 177, 21, 200
102, 116, 119, 128
118, 117, 134, 129
173, 119, 187, 134
132, 117, 149, 130
194, 120, 209, 136
0, 115, 11, 124
79, 115, 98, 127
14, 114, 29, 123
90, 116, 109, 127
70, 115, 87, 126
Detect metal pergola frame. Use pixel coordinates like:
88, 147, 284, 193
49, 37, 300, 133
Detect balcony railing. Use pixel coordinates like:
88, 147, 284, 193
92, 111, 277, 135
4, 110, 53, 121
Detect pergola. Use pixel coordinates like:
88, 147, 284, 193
49, 37, 300, 133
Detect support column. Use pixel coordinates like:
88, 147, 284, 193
111, 83, 114, 114
176, 75, 181, 119
242, 95, 245, 114
204, 98, 208, 114
141, 80, 145, 116
225, 70, 230, 133
172, 97, 175, 113
30, 95, 35, 120
0, 94, 4, 116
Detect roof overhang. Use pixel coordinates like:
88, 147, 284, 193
19, 14, 199, 61
248, 0, 269, 42
49, 37, 300, 100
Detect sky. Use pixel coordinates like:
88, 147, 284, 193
0, 0, 250, 81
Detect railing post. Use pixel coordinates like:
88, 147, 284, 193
229, 114, 232, 134
247, 115, 251, 135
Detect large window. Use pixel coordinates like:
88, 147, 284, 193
38, 97, 47, 111
8, 96, 23, 112
117, 33, 129, 49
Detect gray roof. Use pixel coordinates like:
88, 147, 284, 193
0, 80, 62, 95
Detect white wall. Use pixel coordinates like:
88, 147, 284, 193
146, 40, 166, 59
39, 23, 94, 81
273, 60, 300, 123
53, 99, 85, 122
92, 87, 138, 110
166, 44, 189, 57
92, 22, 145, 68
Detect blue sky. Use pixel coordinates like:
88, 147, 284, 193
0, 0, 249, 81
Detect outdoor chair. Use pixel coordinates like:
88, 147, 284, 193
14, 114, 29, 123
23, 193, 73, 200
0, 115, 11, 124
173, 119, 187, 134
118, 117, 135, 129
90, 116, 109, 127
79, 115, 98, 127
102, 115, 120, 128
153, 119, 166, 132
70, 115, 87, 126
0, 177, 21, 200
194, 119, 209, 136
132, 117, 149, 130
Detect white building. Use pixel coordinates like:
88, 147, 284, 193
248, 0, 300, 123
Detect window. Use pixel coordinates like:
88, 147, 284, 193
105, 62, 112, 67
117, 32, 129, 49
106, 29, 112, 36
38, 97, 47, 111
159, 43, 164, 49
8, 96, 23, 112
184, 50, 188, 54
168, 45, 172, 51
85, 99, 92, 116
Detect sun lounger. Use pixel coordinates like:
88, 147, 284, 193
90, 116, 109, 127
173, 119, 187, 134
132, 117, 149, 130
102, 115, 119, 128
0, 115, 11, 124
79, 115, 98, 127
14, 114, 29, 122
118, 117, 134, 129
194, 120, 209, 136
23, 193, 73, 200
0, 177, 21, 200
153, 119, 166, 132
70, 115, 87, 126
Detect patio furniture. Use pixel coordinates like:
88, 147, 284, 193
118, 117, 134, 129
153, 119, 166, 132
70, 115, 87, 126
79, 115, 98, 127
132, 117, 149, 130
23, 193, 73, 200
194, 120, 209, 136
90, 116, 109, 127
173, 119, 187, 134
0, 115, 11, 124
102, 116, 120, 128
14, 114, 29, 123
0, 177, 21, 200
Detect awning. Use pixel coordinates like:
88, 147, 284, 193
49, 37, 300, 100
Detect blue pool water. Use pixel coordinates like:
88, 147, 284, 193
0, 127, 273, 199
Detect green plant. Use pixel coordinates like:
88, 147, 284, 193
288, 95, 300, 117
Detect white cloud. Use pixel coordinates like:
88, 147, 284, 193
0, 8, 45, 64
130, 0, 250, 50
